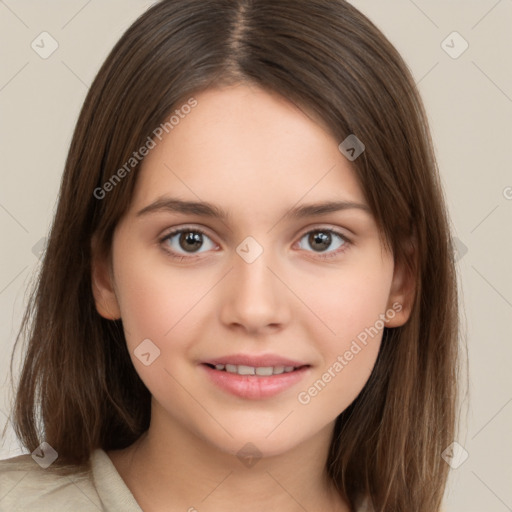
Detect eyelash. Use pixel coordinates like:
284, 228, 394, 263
159, 226, 352, 262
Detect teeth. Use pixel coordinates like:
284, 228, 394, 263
237, 365, 255, 375
255, 366, 273, 376
213, 364, 298, 376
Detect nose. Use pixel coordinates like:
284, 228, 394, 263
218, 247, 291, 336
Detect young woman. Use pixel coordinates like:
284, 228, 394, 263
1, 1, 459, 511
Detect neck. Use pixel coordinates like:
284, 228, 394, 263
108, 405, 351, 512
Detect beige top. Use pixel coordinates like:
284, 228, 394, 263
0, 449, 141, 511
0, 449, 372, 511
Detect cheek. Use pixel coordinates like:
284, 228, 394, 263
291, 257, 392, 412
293, 254, 393, 345
113, 249, 212, 348
111, 253, 216, 412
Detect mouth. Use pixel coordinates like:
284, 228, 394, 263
200, 356, 311, 399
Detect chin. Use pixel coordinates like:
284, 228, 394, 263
212, 435, 300, 462
197, 417, 320, 462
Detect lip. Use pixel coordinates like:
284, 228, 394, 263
200, 353, 311, 400
202, 354, 308, 368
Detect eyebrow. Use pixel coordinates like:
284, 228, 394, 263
136, 197, 371, 220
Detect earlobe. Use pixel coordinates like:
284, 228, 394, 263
91, 237, 121, 320
385, 241, 416, 328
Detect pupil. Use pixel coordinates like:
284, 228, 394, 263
179, 231, 203, 252
309, 231, 331, 251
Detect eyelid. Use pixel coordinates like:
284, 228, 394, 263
159, 224, 218, 243
295, 224, 353, 244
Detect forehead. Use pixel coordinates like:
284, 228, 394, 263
130, 85, 366, 215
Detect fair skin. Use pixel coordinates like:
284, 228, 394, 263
92, 84, 413, 512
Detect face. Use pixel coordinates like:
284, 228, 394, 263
93, 84, 411, 458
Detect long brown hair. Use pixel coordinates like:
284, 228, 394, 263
8, 1, 459, 510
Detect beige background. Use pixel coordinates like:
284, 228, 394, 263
1, 1, 511, 510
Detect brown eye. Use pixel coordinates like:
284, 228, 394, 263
179, 231, 204, 252
162, 228, 216, 257
298, 229, 348, 255
308, 231, 332, 251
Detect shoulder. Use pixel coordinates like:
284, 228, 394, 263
0, 452, 101, 511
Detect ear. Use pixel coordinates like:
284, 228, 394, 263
91, 235, 121, 320
385, 239, 416, 328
